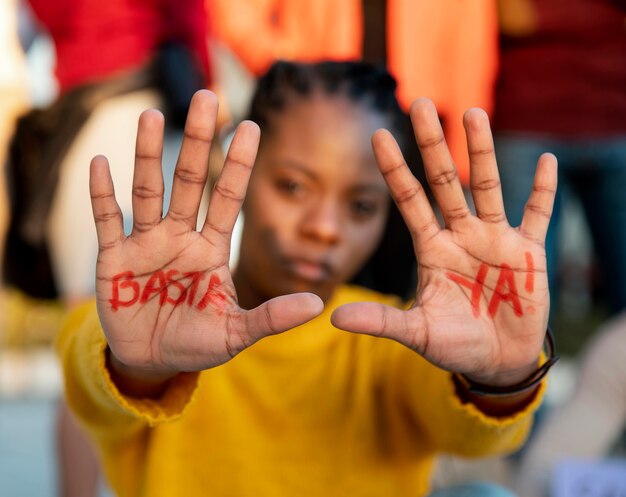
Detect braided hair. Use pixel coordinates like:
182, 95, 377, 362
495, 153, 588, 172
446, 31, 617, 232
246, 60, 422, 300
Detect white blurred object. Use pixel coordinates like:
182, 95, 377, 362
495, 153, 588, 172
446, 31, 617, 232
552, 459, 626, 497
0, 348, 62, 399
24, 33, 57, 107
544, 357, 579, 407
0, 0, 27, 89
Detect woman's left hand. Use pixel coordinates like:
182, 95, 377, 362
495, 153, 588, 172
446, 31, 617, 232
332, 98, 557, 388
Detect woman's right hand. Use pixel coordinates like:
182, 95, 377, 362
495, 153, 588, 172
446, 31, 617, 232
90, 90, 323, 387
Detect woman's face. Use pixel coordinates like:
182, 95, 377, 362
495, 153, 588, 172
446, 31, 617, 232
235, 94, 391, 307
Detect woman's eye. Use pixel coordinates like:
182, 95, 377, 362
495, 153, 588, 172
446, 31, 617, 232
351, 200, 378, 218
276, 179, 303, 195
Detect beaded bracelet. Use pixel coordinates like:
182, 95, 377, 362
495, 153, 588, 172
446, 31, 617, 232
454, 327, 559, 397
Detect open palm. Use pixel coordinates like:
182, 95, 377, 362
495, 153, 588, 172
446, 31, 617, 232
332, 99, 557, 387
91, 91, 323, 379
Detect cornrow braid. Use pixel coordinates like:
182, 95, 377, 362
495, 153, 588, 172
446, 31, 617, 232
246, 60, 423, 300
247, 60, 406, 146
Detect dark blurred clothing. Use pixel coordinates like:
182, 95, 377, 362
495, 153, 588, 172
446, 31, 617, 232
493, 0, 626, 136
28, 0, 212, 93
496, 135, 626, 313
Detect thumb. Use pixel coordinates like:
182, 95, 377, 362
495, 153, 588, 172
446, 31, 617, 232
331, 302, 425, 345
241, 293, 324, 343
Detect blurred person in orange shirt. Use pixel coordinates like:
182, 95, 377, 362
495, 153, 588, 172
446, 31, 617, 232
208, 0, 499, 186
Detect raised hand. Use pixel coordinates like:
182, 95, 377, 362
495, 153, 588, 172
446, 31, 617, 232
90, 90, 323, 384
332, 98, 557, 388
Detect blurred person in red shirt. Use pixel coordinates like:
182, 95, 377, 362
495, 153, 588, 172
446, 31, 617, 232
493, 0, 626, 316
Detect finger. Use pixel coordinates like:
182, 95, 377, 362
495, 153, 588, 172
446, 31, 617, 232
167, 90, 218, 228
132, 109, 165, 234
331, 303, 427, 352
90, 155, 124, 251
410, 98, 470, 227
372, 129, 441, 242
242, 293, 324, 343
520, 153, 558, 244
464, 108, 506, 224
202, 121, 260, 244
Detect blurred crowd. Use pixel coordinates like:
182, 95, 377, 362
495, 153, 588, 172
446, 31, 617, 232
0, 0, 625, 496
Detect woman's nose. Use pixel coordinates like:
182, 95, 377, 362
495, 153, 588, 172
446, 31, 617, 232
300, 200, 341, 245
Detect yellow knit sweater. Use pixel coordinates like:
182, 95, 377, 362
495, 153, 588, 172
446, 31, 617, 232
57, 285, 543, 497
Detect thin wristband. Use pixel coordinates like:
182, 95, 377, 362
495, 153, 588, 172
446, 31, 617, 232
455, 327, 559, 397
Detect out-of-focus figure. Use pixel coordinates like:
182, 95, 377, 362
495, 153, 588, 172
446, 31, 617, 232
493, 0, 626, 315
209, 0, 499, 185
1, 3, 213, 497
0, 0, 28, 292
3, 0, 211, 308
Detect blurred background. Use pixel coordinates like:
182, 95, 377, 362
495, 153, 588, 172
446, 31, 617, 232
1, 0, 625, 496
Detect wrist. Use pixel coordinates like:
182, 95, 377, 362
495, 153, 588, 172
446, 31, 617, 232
457, 326, 558, 396
453, 374, 542, 417
462, 360, 541, 389
106, 348, 179, 398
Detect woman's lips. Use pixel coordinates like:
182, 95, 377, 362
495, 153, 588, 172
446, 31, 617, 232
284, 257, 333, 282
